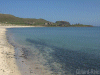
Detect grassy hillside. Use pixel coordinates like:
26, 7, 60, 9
0, 14, 49, 25
56, 21, 70, 25
0, 14, 93, 27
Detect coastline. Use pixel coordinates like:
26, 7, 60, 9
0, 25, 53, 75
0, 25, 36, 75
0, 25, 98, 75
0, 26, 22, 75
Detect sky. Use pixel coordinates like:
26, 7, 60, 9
0, 0, 100, 26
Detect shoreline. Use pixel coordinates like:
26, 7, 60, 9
0, 26, 22, 75
0, 25, 53, 75
0, 25, 36, 75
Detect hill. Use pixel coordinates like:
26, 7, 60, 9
0, 14, 49, 25
55, 21, 70, 26
0, 14, 93, 27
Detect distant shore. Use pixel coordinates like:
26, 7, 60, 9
0, 13, 93, 27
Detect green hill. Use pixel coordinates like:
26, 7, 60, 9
0, 14, 49, 25
55, 21, 71, 26
0, 14, 93, 27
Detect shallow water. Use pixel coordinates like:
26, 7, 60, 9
7, 27, 100, 75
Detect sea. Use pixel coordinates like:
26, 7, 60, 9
6, 27, 100, 75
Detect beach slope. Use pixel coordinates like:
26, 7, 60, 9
0, 26, 22, 75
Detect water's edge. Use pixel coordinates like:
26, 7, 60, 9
6, 29, 34, 75
6, 27, 100, 75
6, 28, 57, 75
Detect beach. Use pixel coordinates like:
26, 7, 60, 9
0, 25, 36, 75
0, 25, 100, 75
0, 26, 22, 75
0, 25, 53, 75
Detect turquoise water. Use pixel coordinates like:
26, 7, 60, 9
7, 27, 100, 75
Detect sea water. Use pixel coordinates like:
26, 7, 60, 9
6, 27, 100, 75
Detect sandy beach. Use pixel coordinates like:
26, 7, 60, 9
0, 25, 36, 75
0, 25, 53, 75
0, 26, 21, 75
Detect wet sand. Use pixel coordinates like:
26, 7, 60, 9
0, 25, 53, 75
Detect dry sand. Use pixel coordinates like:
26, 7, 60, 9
0, 25, 36, 75
0, 26, 21, 75
0, 25, 53, 75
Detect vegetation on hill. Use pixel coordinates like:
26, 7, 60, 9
70, 23, 93, 27
0, 14, 93, 27
55, 21, 70, 26
0, 14, 49, 25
